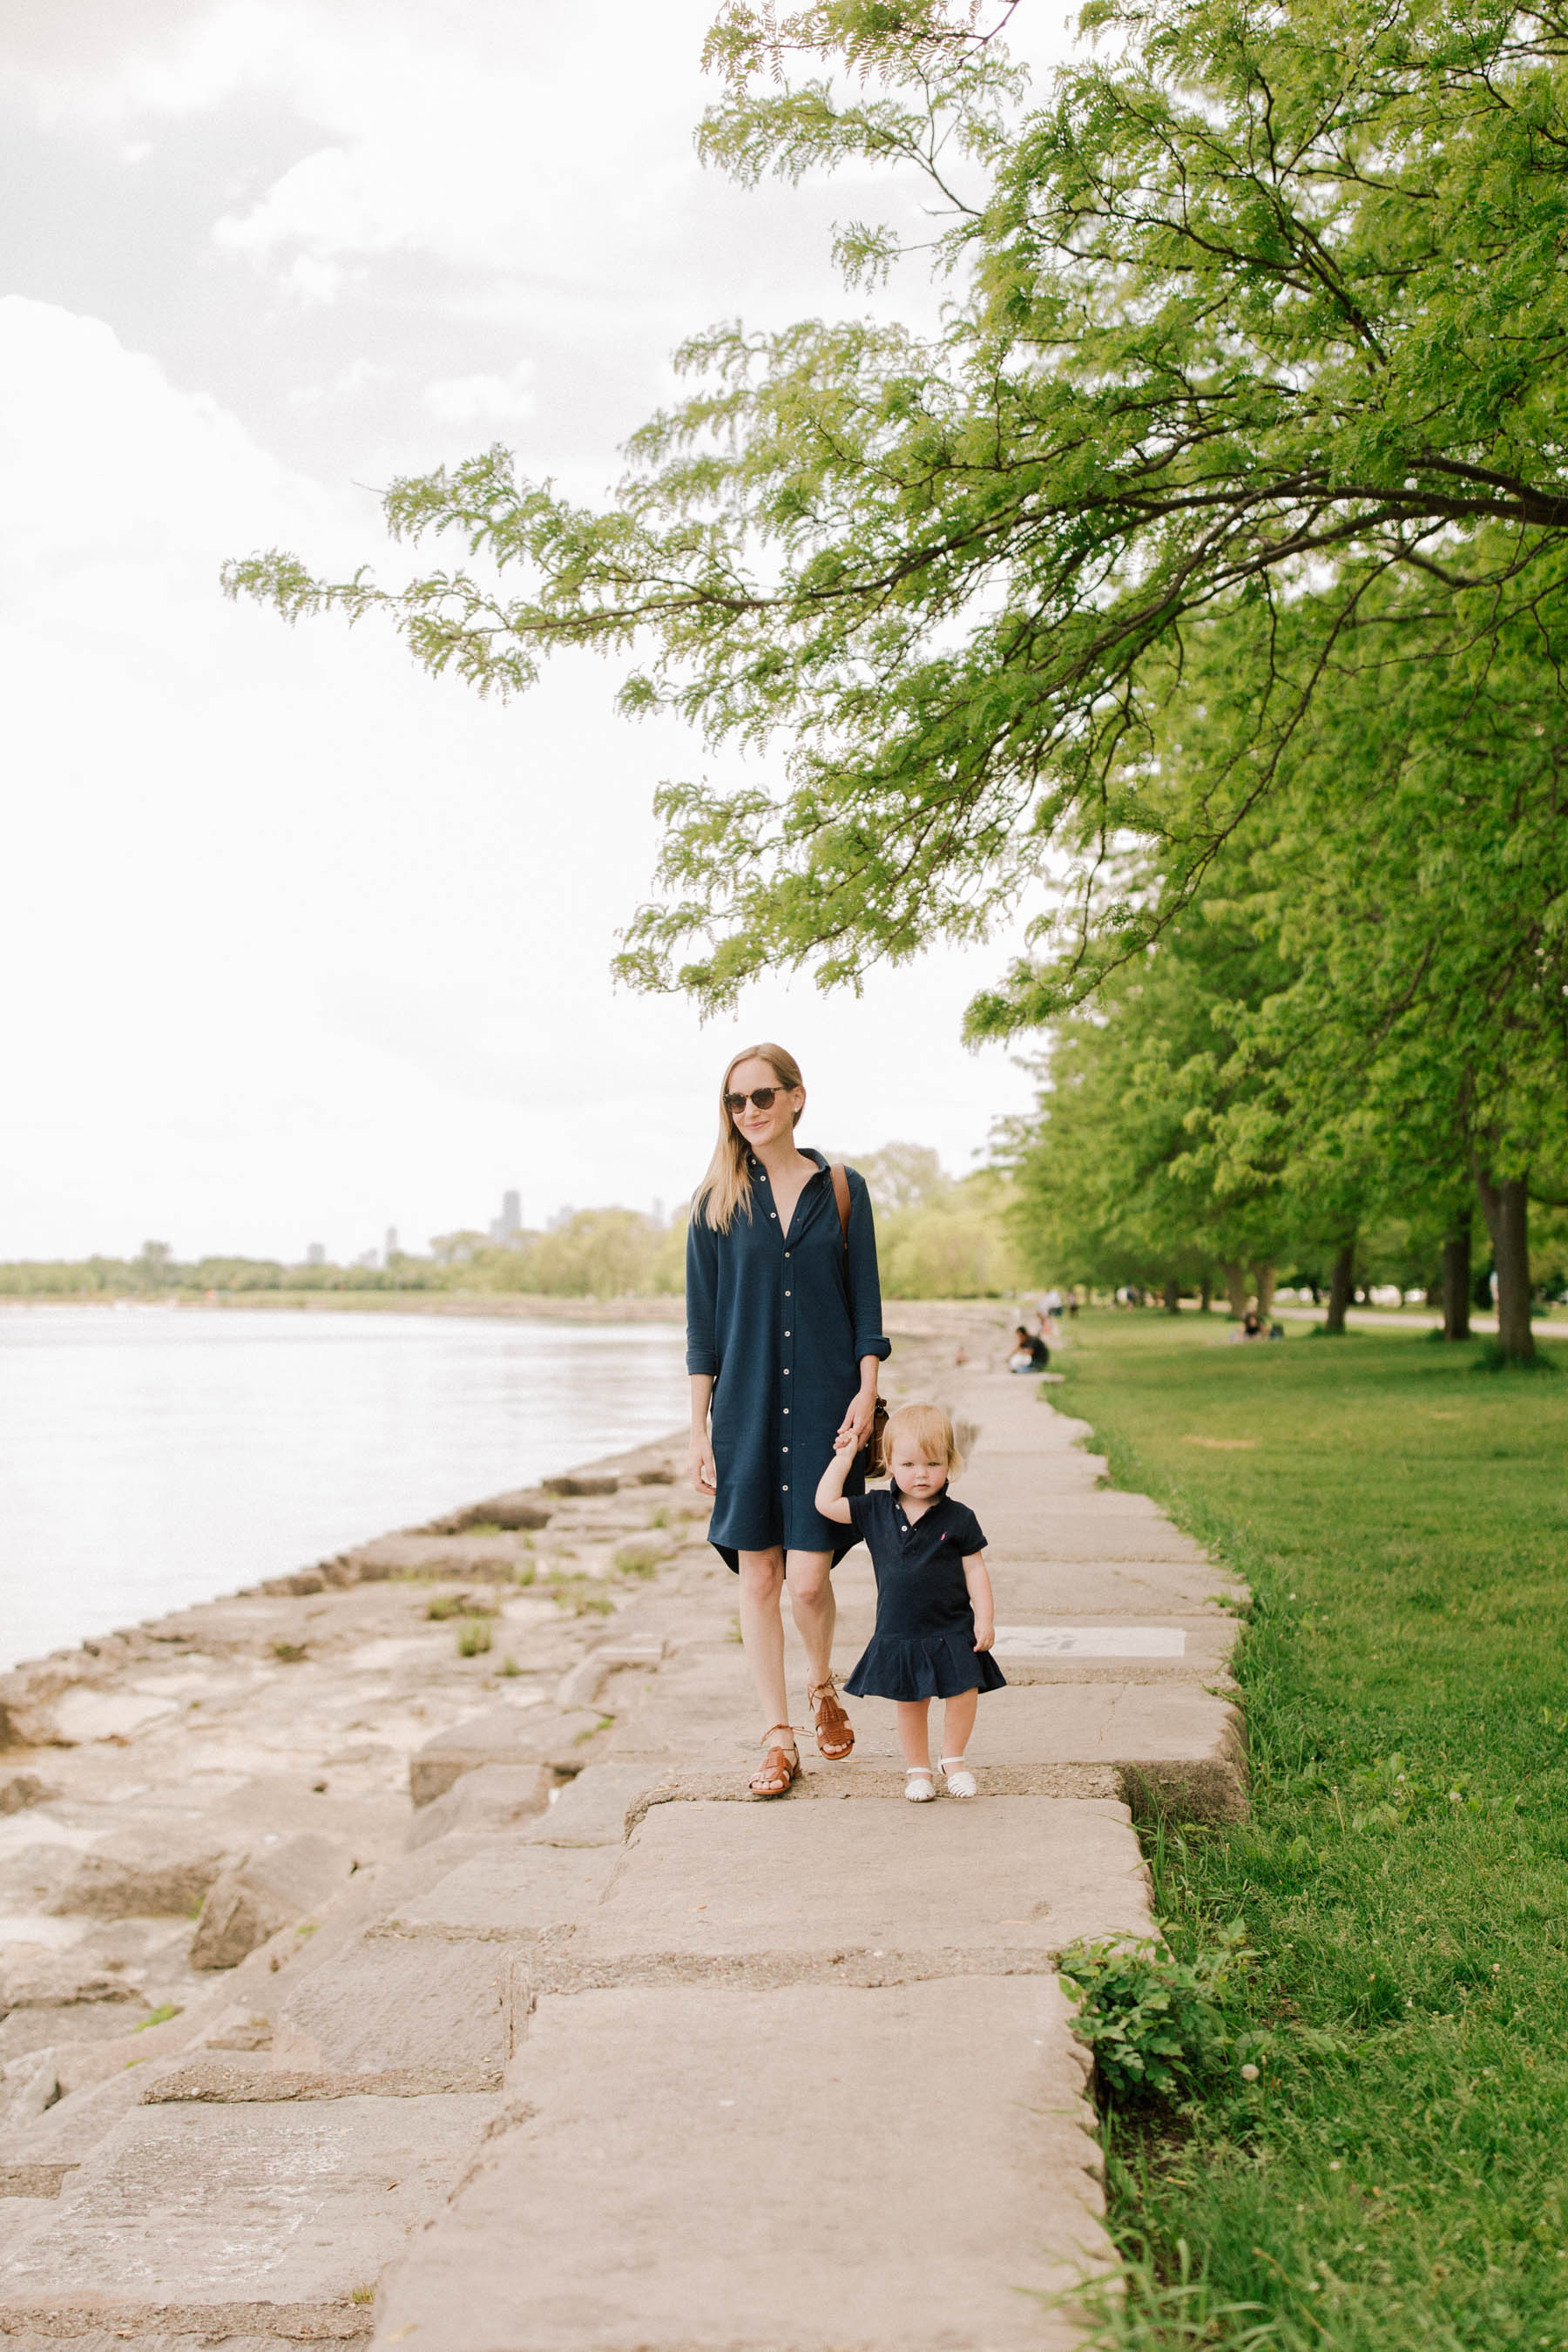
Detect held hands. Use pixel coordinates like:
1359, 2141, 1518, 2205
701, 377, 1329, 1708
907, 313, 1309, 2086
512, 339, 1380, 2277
687, 1435, 717, 1497
835, 1389, 875, 1452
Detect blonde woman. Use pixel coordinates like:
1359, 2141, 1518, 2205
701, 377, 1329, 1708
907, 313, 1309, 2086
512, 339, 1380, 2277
686, 1044, 889, 1797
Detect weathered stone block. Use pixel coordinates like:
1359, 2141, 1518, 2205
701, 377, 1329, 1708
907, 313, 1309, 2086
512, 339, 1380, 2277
46, 1832, 229, 1922
371, 1980, 1106, 2352
0, 2093, 494, 2337
441, 1490, 554, 1532
408, 1703, 599, 1808
542, 1472, 618, 1497
0, 1774, 54, 1816
273, 1933, 515, 2076
403, 1761, 553, 1850
189, 1832, 353, 1970
522, 1762, 667, 1848
348, 1532, 531, 1583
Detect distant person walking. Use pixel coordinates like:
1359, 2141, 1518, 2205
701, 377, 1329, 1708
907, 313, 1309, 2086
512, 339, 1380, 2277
686, 1044, 889, 1799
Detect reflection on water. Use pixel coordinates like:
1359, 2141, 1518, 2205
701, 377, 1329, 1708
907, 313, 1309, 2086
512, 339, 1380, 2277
0, 1308, 689, 1671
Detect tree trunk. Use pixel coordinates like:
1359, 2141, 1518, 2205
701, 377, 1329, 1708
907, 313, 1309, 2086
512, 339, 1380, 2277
1324, 1240, 1355, 1335
1163, 1274, 1181, 1315
1476, 1170, 1534, 1363
1199, 1275, 1213, 1315
1441, 1213, 1472, 1343
1222, 1260, 1249, 1319
1253, 1264, 1276, 1321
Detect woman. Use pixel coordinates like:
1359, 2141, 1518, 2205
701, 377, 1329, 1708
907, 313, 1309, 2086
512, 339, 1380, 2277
686, 1044, 889, 1797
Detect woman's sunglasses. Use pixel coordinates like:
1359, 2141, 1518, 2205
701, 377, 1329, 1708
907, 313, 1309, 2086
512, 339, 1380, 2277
725, 1086, 787, 1113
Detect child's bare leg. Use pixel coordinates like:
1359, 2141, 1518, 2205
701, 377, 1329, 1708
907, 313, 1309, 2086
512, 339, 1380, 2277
895, 1700, 932, 1768
941, 1688, 978, 1760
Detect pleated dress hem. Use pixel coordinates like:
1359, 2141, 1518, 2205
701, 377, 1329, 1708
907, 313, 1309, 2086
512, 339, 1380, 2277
844, 1635, 1008, 1702
713, 1531, 863, 1575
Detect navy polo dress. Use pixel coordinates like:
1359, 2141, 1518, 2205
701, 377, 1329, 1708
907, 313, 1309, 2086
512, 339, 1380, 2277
686, 1148, 890, 1571
843, 1485, 1008, 1700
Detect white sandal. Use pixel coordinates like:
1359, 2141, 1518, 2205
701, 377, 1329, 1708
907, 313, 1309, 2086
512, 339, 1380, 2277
904, 1767, 936, 1803
938, 1756, 977, 1798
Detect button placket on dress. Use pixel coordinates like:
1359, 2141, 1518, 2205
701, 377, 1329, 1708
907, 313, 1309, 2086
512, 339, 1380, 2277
771, 1164, 822, 1530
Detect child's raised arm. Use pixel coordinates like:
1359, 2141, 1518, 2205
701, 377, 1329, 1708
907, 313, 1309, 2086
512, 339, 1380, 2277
814, 1437, 858, 1525
963, 1551, 996, 1652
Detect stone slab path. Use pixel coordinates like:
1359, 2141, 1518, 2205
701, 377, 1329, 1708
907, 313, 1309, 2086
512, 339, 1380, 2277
0, 1333, 1245, 2349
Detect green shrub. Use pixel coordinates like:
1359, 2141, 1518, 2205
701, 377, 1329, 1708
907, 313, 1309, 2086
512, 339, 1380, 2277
1058, 1932, 1246, 2105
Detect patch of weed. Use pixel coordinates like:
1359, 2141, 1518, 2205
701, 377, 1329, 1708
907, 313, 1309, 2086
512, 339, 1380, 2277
133, 2002, 181, 2031
269, 1640, 308, 1664
544, 1574, 615, 1617
456, 1617, 493, 1657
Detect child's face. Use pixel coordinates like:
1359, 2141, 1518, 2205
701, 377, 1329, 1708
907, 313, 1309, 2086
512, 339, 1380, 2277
889, 1443, 948, 1499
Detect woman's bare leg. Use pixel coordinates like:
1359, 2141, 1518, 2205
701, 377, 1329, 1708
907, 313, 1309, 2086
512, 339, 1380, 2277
785, 1548, 836, 1697
940, 1688, 978, 1759
737, 1548, 792, 1749
895, 1699, 932, 1768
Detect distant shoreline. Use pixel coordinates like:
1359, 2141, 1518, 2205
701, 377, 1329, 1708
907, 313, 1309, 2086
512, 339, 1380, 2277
0, 1292, 1010, 1328
0, 1290, 687, 1322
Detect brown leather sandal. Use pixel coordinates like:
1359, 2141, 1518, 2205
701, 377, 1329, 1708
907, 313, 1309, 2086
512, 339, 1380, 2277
808, 1677, 855, 1761
750, 1727, 801, 1799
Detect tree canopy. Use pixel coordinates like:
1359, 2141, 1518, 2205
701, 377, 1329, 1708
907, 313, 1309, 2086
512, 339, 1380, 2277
226, 0, 1568, 1351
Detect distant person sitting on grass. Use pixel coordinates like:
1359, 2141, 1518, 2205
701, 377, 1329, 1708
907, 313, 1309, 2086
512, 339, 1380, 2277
1231, 1311, 1269, 1343
1008, 1325, 1050, 1373
816, 1403, 1005, 1803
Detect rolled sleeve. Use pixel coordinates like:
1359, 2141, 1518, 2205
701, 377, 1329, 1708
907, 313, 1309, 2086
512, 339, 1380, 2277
685, 1213, 720, 1376
845, 1172, 890, 1362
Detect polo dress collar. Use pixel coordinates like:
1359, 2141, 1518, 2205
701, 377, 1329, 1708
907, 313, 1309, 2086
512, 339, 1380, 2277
889, 1480, 950, 1531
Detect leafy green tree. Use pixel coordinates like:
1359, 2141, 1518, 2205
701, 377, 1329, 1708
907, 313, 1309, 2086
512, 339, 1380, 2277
227, 0, 1568, 1025
1157, 575, 1568, 1361
1002, 891, 1304, 1309
847, 1140, 950, 1214
877, 1168, 1024, 1295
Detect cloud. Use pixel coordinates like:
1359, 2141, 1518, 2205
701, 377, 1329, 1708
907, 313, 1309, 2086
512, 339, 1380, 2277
423, 363, 536, 427
0, 5, 1064, 1260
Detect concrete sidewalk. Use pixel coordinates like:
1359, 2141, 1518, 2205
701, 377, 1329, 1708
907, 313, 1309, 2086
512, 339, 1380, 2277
0, 1357, 1246, 2351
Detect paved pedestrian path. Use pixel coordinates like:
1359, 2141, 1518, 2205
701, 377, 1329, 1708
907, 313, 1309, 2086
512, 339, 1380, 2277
0, 1359, 1245, 2350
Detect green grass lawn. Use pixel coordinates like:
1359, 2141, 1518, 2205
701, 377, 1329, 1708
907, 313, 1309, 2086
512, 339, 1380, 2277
1054, 1315, 1568, 2351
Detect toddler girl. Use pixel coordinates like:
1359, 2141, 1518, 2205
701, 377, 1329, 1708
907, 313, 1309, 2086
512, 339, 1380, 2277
816, 1402, 1004, 1801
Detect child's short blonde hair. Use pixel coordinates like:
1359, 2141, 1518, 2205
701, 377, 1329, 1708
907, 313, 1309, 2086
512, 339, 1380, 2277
882, 1402, 965, 1478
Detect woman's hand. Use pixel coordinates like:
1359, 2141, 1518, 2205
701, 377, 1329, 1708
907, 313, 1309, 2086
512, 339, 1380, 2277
835, 1385, 876, 1453
688, 1433, 717, 1497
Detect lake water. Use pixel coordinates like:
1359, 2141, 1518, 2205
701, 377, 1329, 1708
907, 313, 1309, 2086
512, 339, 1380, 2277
0, 1307, 689, 1672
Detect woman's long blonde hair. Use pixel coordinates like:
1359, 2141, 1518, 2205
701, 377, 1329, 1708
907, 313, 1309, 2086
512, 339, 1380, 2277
693, 1043, 804, 1232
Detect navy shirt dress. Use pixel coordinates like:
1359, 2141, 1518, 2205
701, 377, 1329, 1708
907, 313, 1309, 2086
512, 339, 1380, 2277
843, 1486, 1008, 1700
686, 1148, 890, 1571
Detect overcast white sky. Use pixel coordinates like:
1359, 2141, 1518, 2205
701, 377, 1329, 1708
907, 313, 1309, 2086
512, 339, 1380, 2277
1, 0, 1077, 1263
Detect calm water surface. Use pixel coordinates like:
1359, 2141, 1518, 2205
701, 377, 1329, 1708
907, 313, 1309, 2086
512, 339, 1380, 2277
0, 1308, 688, 1671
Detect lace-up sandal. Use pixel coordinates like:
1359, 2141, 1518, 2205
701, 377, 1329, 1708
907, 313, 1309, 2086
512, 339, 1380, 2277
938, 1756, 977, 1798
749, 1727, 801, 1799
808, 1676, 855, 1761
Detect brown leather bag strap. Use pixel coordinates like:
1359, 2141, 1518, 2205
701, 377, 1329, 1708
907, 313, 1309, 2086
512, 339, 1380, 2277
829, 1164, 852, 1249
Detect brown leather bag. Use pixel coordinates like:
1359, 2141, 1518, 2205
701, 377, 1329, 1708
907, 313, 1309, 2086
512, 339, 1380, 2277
830, 1164, 889, 1478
